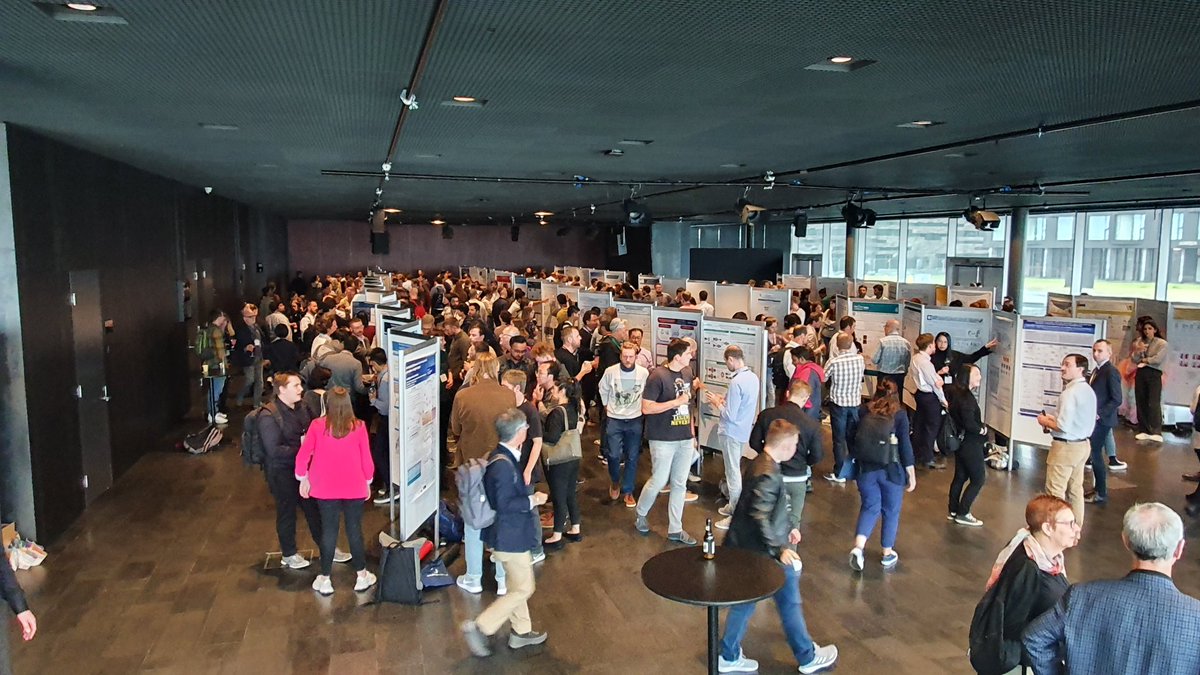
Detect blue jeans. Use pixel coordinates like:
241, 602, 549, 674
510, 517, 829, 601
207, 376, 226, 416
720, 563, 815, 665
1103, 427, 1117, 458
855, 469, 905, 549
1090, 424, 1113, 499
463, 524, 506, 584
605, 416, 643, 496
829, 404, 859, 477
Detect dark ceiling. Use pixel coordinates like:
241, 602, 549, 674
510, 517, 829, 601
3, 0, 1200, 226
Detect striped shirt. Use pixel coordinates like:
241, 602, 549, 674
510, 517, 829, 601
825, 352, 865, 407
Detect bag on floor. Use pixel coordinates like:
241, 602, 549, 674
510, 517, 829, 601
240, 402, 281, 468
184, 424, 223, 455
420, 558, 455, 588
377, 541, 423, 605
939, 410, 964, 455
852, 412, 898, 465
438, 499, 464, 543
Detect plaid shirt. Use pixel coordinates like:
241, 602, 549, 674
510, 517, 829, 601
872, 334, 911, 375
825, 352, 865, 407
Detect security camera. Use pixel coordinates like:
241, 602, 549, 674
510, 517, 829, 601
203, 186, 213, 194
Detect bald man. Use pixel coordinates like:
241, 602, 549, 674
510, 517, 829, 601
872, 320, 911, 394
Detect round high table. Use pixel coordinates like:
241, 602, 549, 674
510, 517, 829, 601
641, 546, 786, 675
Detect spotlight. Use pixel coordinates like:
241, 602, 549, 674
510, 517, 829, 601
622, 198, 653, 227
511, 225, 520, 242
791, 209, 808, 237
736, 198, 770, 225
962, 206, 1001, 231
841, 202, 876, 229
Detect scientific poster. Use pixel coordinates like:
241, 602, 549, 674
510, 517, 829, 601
895, 283, 939, 305
900, 302, 925, 408
401, 344, 440, 539
638, 274, 661, 290
614, 300, 653, 341
947, 287, 996, 308
588, 269, 604, 285
539, 282, 558, 339
846, 300, 902, 353
749, 287, 789, 323
984, 311, 1018, 436
1165, 303, 1200, 406
651, 307, 702, 363
604, 270, 627, 285
1073, 296, 1134, 363
1011, 318, 1103, 446
714, 284, 751, 318
697, 317, 766, 450
579, 290, 613, 311
780, 275, 813, 292
526, 279, 542, 302
1046, 293, 1074, 317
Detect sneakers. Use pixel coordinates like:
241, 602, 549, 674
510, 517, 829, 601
683, 491, 699, 503
332, 548, 352, 564
688, 474, 701, 483
508, 630, 548, 649
354, 571, 377, 592
667, 531, 697, 545
373, 490, 400, 505
1147, 434, 1164, 443
881, 551, 899, 569
717, 503, 734, 518
281, 553, 311, 569
954, 514, 984, 527
1108, 457, 1127, 471
718, 651, 760, 673
798, 644, 839, 674
531, 551, 546, 564
824, 473, 846, 484
1084, 459, 1093, 472
311, 575, 333, 596
623, 494, 637, 508
715, 516, 732, 530
848, 547, 864, 572
1135, 432, 1150, 440
634, 515, 650, 534
609, 483, 620, 501
1085, 492, 1107, 504
461, 620, 492, 658
456, 575, 483, 594
208, 413, 229, 425
947, 512, 957, 521
497, 580, 507, 596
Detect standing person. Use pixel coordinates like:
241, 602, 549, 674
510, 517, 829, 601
1086, 339, 1122, 505
461, 409, 550, 658
1023, 503, 1200, 675
263, 323, 299, 376
789, 347, 824, 423
910, 333, 949, 470
599, 341, 648, 506
633, 338, 698, 545
824, 334, 865, 483
748, 380, 823, 530
628, 327, 655, 370
295, 387, 376, 596
717, 419, 839, 675
1036, 354, 1098, 526
871, 320, 911, 394
848, 380, 916, 571
198, 309, 230, 424
232, 304, 266, 409
931, 332, 998, 386
827, 317, 862, 358
705, 346, 760, 530
501, 370, 545, 563
1131, 319, 1167, 443
696, 290, 715, 317
0, 518, 36, 674
538, 374, 582, 550
259, 372, 349, 569
554, 325, 595, 384
946, 365, 988, 527
1186, 384, 1200, 516
265, 300, 292, 341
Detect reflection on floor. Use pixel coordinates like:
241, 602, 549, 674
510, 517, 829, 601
11, 419, 1200, 674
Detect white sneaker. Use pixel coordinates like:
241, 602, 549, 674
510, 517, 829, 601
311, 575, 333, 596
531, 551, 546, 564
456, 575, 482, 594
718, 651, 759, 673
281, 553, 311, 569
1135, 432, 1150, 440
209, 413, 228, 425
332, 548, 352, 564
824, 473, 846, 485
687, 474, 701, 483
717, 504, 734, 518
497, 580, 507, 596
848, 547, 864, 572
798, 644, 839, 673
1148, 434, 1164, 443
715, 516, 732, 530
354, 571, 377, 592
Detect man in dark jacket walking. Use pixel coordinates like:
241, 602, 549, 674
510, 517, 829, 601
748, 380, 823, 530
1086, 339, 1122, 505
718, 419, 839, 674
232, 304, 266, 408
461, 408, 549, 658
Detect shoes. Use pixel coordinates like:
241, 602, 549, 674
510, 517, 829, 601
508, 630, 548, 649
565, 531, 583, 543
1108, 457, 1127, 471
1147, 434, 1164, 443
497, 580, 507, 596
848, 547, 864, 572
281, 553, 311, 570
1184, 472, 1200, 482
824, 473, 846, 484
806, 481, 814, 494
354, 571, 377, 592
718, 651, 760, 673
543, 538, 565, 551
609, 483, 620, 500
623, 494, 637, 508
926, 460, 947, 470
798, 644, 839, 674
1084, 459, 1093, 472
1135, 432, 1150, 440
531, 551, 546, 564
1085, 493, 1107, 504
667, 531, 698, 546
954, 514, 984, 527
688, 474, 701, 483
208, 413, 229, 424
881, 551, 899, 569
332, 548, 352, 564
715, 516, 732, 530
634, 515, 650, 534
718, 504, 735, 517
947, 512, 957, 521
683, 491, 699, 503
373, 490, 400, 505
311, 575, 333, 596
456, 575, 482, 594
461, 620, 492, 658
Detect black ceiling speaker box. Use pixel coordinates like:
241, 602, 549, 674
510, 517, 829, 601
792, 209, 808, 237
370, 231, 390, 255
623, 198, 653, 227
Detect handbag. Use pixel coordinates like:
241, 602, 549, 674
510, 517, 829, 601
541, 407, 582, 465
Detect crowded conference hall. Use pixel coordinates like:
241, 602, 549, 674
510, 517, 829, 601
3, 2, 1200, 674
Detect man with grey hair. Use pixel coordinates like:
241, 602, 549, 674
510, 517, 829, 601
461, 408, 549, 658
1023, 503, 1200, 674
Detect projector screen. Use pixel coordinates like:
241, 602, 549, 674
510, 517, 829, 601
688, 248, 783, 284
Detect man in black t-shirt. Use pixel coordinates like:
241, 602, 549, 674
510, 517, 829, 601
501, 370, 545, 564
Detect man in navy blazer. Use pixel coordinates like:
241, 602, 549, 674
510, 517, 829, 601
1023, 503, 1200, 674
1086, 340, 1123, 504
461, 408, 549, 658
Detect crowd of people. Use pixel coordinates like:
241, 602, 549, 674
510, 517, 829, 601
186, 267, 1199, 674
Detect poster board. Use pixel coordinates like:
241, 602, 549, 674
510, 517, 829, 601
588, 269, 604, 285
638, 274, 661, 290
985, 311, 1019, 436
468, 266, 487, 282
493, 270, 514, 286
846, 299, 901, 351
697, 316, 767, 451
947, 287, 996, 308
539, 282, 559, 339
686, 280, 717, 306
651, 307, 702, 364
1045, 293, 1074, 317
1072, 296, 1136, 365
513, 275, 528, 293
560, 285, 580, 306
604, 270, 627, 285
1165, 303, 1200, 406
1009, 317, 1105, 447
661, 277, 688, 296
713, 284, 751, 318
566, 266, 585, 283
895, 283, 939, 306
817, 277, 847, 299
614, 300, 653, 342
579, 290, 613, 311
526, 279, 542, 302
921, 305, 994, 401
749, 287, 789, 323
900, 302, 925, 408
386, 330, 441, 540
780, 275, 814, 292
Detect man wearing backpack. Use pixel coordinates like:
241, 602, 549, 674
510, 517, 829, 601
461, 409, 549, 658
198, 309, 230, 424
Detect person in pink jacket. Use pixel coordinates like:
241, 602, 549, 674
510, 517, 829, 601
296, 386, 376, 596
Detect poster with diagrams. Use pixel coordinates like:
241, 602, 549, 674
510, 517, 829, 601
697, 317, 766, 451
1009, 317, 1104, 446
651, 307, 702, 363
386, 330, 442, 540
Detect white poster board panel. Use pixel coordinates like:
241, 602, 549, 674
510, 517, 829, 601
579, 291, 613, 311
661, 277, 688, 295
469, 266, 487, 282
651, 307, 702, 364
513, 275, 528, 293
614, 300, 653, 341
780, 275, 814, 292
526, 279, 542, 302
896, 283, 939, 305
566, 267, 585, 283
697, 317, 766, 451
1046, 293, 1074, 317
713, 284, 751, 318
947, 287, 996, 308
749, 288, 789, 323
922, 305, 994, 403
1072, 297, 1135, 366
399, 341, 440, 539
985, 311, 1019, 436
604, 270, 627, 285
900, 302, 925, 409
1011, 317, 1104, 447
847, 300, 901, 352
1165, 303, 1200, 406
539, 282, 559, 339
817, 277, 847, 298
686, 280, 717, 305
588, 269, 604, 285
560, 285, 580, 306
638, 274, 661, 290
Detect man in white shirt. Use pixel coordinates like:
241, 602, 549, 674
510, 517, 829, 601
599, 342, 649, 506
705, 346, 760, 529
1038, 354, 1098, 525
697, 290, 715, 317
827, 316, 863, 359
910, 333, 948, 469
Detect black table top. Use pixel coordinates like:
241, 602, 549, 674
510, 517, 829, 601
641, 546, 786, 608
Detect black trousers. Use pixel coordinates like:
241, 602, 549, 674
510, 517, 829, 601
948, 440, 987, 515
317, 498, 366, 575
370, 415, 391, 488
913, 391, 945, 464
265, 464, 322, 557
881, 372, 906, 395
1135, 366, 1163, 434
546, 459, 581, 533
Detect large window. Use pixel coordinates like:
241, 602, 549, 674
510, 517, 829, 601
1168, 208, 1200, 302
827, 223, 847, 277
1021, 214, 1074, 314
907, 218, 949, 284
859, 219, 901, 281
793, 221, 823, 255
1080, 210, 1158, 299
956, 216, 1007, 258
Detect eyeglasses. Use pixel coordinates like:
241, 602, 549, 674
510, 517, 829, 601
1052, 519, 1079, 528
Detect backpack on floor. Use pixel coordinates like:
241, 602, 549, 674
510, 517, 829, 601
853, 412, 898, 465
378, 541, 423, 605
438, 499, 464, 544
184, 424, 223, 455
240, 402, 281, 468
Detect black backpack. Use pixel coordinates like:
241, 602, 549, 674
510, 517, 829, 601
240, 403, 281, 468
940, 408, 964, 454
853, 412, 898, 465
968, 556, 1025, 674
377, 541, 423, 605
767, 349, 790, 391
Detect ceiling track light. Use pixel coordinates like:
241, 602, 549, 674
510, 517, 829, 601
841, 201, 876, 229
622, 198, 652, 227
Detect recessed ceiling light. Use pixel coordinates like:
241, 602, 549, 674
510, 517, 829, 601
603, 149, 624, 157
66, 2, 98, 10
805, 58, 876, 73
451, 96, 477, 103
617, 139, 654, 146
36, 1, 125, 22
431, 219, 446, 226
897, 120, 944, 128
382, 208, 402, 213
414, 153, 441, 159
199, 123, 239, 131
720, 163, 746, 168
441, 98, 487, 108
534, 211, 553, 217
828, 56, 853, 64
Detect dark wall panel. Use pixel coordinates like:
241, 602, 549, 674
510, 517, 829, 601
688, 248, 782, 284
5, 127, 287, 542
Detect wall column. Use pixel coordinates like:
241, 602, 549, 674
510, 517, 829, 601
1007, 206, 1028, 308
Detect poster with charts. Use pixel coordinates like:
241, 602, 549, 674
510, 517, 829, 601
780, 275, 814, 292
984, 311, 1018, 436
588, 269, 604, 285
697, 317, 766, 451
539, 282, 558, 339
604, 270, 626, 285
579, 291, 612, 311
900, 302, 925, 408
749, 288, 789, 323
1011, 317, 1103, 446
401, 344, 440, 540
614, 300, 652, 341
651, 307, 702, 363
1165, 304, 1200, 406
1073, 297, 1135, 365
1045, 293, 1074, 317
638, 275, 661, 290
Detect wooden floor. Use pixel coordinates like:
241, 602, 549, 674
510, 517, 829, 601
12, 412, 1200, 674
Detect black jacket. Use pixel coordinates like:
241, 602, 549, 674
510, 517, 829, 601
946, 383, 987, 454
724, 453, 789, 558
264, 338, 299, 374
992, 546, 1069, 666
748, 403, 823, 477
0, 521, 27, 616
257, 399, 314, 468
931, 332, 991, 385
1089, 360, 1122, 428
482, 444, 538, 553
231, 321, 264, 368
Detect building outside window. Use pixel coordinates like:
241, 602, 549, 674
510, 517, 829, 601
906, 218, 949, 284
827, 223, 847, 277
1079, 210, 1158, 299
858, 219, 901, 281
1168, 208, 1200, 302
1021, 214, 1074, 314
